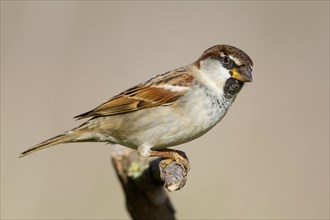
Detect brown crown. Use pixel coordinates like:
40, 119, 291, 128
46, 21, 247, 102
196, 45, 253, 67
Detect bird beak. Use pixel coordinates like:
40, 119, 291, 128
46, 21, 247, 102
230, 65, 253, 82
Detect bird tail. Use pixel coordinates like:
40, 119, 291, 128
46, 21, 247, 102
19, 130, 83, 158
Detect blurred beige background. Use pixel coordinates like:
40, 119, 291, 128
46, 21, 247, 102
1, 1, 329, 220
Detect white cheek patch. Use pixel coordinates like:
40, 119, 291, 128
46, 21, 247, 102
198, 59, 231, 95
215, 64, 232, 79
200, 59, 231, 79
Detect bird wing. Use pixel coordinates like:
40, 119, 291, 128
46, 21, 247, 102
74, 69, 194, 119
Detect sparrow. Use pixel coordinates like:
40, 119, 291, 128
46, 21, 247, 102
20, 44, 253, 170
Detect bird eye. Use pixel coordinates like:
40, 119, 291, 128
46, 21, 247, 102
222, 55, 234, 69
223, 56, 231, 64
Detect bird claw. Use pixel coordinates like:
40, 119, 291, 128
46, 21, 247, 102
150, 149, 190, 172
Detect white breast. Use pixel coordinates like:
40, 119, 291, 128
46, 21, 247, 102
107, 73, 236, 150
124, 82, 237, 150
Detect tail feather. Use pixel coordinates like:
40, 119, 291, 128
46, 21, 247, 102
19, 132, 78, 158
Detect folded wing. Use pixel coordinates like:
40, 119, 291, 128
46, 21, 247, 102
74, 69, 194, 119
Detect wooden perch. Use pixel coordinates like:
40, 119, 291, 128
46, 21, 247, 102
111, 146, 189, 220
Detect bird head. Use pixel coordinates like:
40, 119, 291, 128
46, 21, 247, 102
195, 45, 253, 96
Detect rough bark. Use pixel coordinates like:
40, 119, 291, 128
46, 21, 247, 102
111, 146, 189, 220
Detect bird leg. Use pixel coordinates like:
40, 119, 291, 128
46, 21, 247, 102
149, 149, 190, 172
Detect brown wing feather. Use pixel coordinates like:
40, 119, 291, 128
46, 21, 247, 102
74, 69, 194, 119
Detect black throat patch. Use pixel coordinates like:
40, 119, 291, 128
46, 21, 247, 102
224, 78, 244, 98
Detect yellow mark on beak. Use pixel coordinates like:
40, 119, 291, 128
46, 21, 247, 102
231, 68, 252, 82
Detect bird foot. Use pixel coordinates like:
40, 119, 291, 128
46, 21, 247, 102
149, 149, 190, 172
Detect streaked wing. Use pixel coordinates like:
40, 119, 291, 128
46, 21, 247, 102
74, 68, 194, 119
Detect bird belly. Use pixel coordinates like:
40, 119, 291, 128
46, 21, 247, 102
104, 87, 235, 150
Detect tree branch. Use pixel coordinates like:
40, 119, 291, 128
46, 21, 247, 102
111, 146, 189, 220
